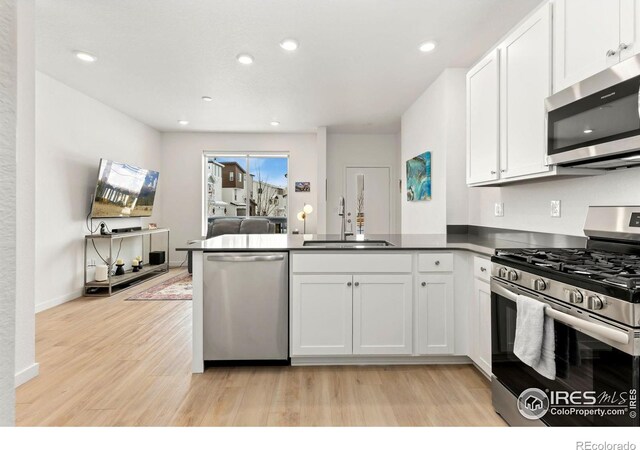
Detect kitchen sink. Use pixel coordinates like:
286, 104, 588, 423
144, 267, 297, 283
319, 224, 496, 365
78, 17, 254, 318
302, 240, 395, 248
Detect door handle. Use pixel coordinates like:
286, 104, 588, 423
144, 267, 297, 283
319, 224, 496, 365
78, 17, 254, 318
491, 281, 629, 345
354, 282, 360, 287
347, 281, 352, 287
207, 254, 285, 262
606, 49, 617, 57
619, 42, 629, 52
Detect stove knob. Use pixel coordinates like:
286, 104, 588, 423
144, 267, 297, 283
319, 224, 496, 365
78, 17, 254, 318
507, 270, 519, 282
498, 267, 508, 278
567, 289, 583, 304
533, 278, 547, 291
587, 295, 604, 311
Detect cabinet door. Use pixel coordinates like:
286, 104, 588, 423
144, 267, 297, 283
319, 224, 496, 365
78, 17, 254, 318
500, 3, 552, 179
472, 278, 492, 376
467, 49, 500, 184
553, 0, 621, 93
352, 275, 412, 355
417, 274, 454, 355
620, 0, 640, 61
291, 275, 353, 356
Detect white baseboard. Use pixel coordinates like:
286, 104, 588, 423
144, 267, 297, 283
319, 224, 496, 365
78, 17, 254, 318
15, 362, 39, 387
291, 355, 472, 366
35, 288, 82, 313
169, 260, 188, 268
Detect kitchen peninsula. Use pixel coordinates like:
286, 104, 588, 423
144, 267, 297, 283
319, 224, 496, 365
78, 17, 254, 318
178, 231, 584, 373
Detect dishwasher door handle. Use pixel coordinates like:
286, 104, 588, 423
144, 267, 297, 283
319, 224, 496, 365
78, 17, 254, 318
206, 254, 285, 263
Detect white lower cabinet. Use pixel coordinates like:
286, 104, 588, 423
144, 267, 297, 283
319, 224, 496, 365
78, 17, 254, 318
471, 277, 492, 376
291, 274, 353, 356
353, 275, 413, 355
417, 274, 455, 354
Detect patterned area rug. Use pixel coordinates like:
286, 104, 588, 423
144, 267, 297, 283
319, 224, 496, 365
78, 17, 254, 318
126, 273, 192, 301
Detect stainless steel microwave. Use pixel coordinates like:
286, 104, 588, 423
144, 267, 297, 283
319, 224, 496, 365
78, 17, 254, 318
546, 54, 640, 169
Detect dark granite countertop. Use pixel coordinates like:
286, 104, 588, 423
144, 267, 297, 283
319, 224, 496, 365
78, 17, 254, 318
177, 231, 587, 256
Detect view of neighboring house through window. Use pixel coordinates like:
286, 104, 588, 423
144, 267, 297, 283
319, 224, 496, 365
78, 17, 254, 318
205, 154, 289, 234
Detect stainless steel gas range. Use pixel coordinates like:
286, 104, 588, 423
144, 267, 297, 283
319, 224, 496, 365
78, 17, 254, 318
490, 206, 640, 427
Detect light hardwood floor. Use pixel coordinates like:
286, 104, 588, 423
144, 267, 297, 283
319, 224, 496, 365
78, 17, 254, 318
16, 269, 505, 426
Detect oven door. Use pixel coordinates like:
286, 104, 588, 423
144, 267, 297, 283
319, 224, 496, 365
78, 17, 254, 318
491, 279, 639, 426
546, 73, 640, 168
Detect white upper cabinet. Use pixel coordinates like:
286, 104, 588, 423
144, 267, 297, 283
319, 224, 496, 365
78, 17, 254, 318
466, 49, 500, 185
553, 0, 636, 93
499, 3, 552, 179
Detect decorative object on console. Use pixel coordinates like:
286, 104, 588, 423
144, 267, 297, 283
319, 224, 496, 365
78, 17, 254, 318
95, 265, 108, 282
115, 259, 125, 276
132, 259, 140, 272
149, 250, 165, 265
296, 204, 313, 234
406, 151, 432, 201
112, 226, 142, 234
295, 181, 310, 192
148, 223, 158, 230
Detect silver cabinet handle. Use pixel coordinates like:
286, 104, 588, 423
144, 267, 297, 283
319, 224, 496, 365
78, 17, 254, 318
207, 254, 284, 262
501, 169, 506, 173
347, 281, 352, 287
354, 282, 360, 287
606, 49, 617, 57
421, 281, 426, 287
435, 260, 440, 266
480, 267, 487, 272
490, 170, 496, 175
619, 42, 629, 51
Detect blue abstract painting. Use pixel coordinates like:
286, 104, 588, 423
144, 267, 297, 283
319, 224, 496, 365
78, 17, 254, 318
406, 151, 431, 201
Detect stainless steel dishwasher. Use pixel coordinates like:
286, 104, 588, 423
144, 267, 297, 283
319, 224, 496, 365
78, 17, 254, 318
203, 252, 288, 362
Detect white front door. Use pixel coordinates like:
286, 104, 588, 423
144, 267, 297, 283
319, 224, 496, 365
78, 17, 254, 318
345, 167, 390, 234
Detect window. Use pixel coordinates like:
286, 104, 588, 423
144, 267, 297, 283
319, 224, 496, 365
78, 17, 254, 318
204, 154, 288, 234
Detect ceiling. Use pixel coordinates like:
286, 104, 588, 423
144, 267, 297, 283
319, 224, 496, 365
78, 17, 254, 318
36, 0, 541, 133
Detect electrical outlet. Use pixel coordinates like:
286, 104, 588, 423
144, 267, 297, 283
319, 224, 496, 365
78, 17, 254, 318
494, 202, 504, 217
551, 200, 561, 218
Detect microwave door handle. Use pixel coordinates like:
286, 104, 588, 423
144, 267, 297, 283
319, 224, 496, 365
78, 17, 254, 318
491, 282, 629, 345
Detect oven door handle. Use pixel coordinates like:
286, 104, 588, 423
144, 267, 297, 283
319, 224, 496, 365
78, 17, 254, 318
492, 282, 630, 345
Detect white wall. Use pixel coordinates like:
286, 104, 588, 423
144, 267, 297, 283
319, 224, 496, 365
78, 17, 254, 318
35, 72, 163, 312
160, 132, 318, 264
326, 133, 401, 234
401, 69, 468, 234
15, 0, 37, 386
0, 0, 17, 426
468, 166, 640, 236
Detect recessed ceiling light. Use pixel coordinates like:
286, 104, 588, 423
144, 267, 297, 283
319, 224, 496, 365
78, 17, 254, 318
280, 39, 299, 51
73, 50, 98, 63
201, 96, 213, 102
178, 120, 189, 126
237, 54, 254, 65
584, 128, 594, 134
270, 121, 280, 126
419, 41, 437, 53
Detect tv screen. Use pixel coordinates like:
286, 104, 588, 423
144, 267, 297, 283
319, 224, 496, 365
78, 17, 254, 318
90, 159, 159, 218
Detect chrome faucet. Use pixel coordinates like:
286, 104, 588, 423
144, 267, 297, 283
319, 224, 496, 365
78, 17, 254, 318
338, 196, 353, 240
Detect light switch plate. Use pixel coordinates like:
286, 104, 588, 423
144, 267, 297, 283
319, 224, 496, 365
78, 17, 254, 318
494, 202, 504, 217
551, 200, 561, 218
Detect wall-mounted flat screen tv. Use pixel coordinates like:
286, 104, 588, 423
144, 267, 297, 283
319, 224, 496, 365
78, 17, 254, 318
90, 159, 159, 218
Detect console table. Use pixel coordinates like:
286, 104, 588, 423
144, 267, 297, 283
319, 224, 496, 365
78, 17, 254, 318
84, 228, 170, 296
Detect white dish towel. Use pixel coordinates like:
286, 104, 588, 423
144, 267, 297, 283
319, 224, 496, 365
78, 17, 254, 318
513, 294, 556, 380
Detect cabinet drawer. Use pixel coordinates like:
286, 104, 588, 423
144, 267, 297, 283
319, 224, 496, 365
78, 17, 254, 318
291, 253, 412, 273
473, 256, 491, 282
418, 253, 453, 272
